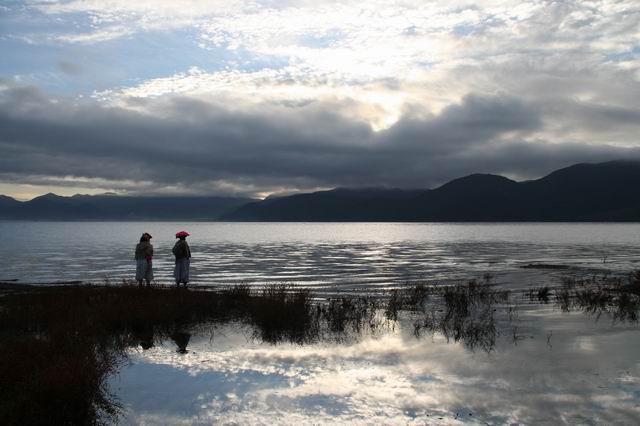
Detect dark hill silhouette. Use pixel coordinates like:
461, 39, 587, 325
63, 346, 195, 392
15, 193, 103, 220
223, 160, 640, 222
225, 188, 424, 221
0, 195, 22, 210
3, 160, 640, 221
0, 194, 255, 220
519, 160, 640, 220
409, 174, 523, 221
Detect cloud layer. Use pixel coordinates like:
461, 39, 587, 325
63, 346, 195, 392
1, 81, 639, 197
1, 1, 640, 197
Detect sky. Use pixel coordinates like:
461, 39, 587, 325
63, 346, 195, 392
0, 1, 639, 200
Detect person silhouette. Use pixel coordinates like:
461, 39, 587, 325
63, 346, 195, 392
172, 231, 191, 287
134, 232, 154, 287
170, 331, 191, 354
132, 324, 154, 350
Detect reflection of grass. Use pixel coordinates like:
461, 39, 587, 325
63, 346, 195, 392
555, 274, 640, 322
2, 271, 640, 424
528, 286, 551, 303
406, 279, 508, 353
0, 333, 120, 425
249, 284, 315, 343
381, 277, 511, 352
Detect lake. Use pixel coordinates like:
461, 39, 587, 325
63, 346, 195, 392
2, 222, 640, 292
2, 221, 640, 424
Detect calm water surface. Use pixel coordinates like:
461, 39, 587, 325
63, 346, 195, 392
110, 304, 640, 425
2, 222, 640, 291
3, 222, 639, 424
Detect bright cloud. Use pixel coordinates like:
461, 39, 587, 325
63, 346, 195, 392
65, 1, 640, 128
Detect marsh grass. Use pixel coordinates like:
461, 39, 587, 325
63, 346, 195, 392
249, 284, 316, 343
406, 279, 508, 353
555, 274, 640, 322
525, 286, 551, 303
320, 295, 382, 338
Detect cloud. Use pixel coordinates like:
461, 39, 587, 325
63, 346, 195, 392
1, 81, 639, 196
56, 60, 83, 75
60, 0, 635, 131
2, 1, 640, 196
54, 26, 136, 44
20, 2, 640, 93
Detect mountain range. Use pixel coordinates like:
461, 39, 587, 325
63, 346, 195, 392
223, 160, 640, 221
2, 160, 640, 221
0, 193, 254, 221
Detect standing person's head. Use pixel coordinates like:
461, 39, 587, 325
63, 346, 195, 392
140, 232, 152, 243
175, 231, 190, 241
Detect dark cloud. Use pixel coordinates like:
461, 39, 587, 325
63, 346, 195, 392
57, 60, 83, 75
0, 84, 639, 196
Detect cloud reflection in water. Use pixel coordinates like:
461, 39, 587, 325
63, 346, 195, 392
112, 307, 640, 425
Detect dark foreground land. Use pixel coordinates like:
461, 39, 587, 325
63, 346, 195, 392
1, 275, 639, 425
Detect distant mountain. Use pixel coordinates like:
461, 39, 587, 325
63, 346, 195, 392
0, 195, 22, 210
226, 188, 425, 221
223, 160, 640, 222
4, 160, 640, 221
0, 194, 255, 221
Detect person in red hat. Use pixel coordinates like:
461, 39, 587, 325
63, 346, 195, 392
134, 232, 154, 287
172, 231, 191, 287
